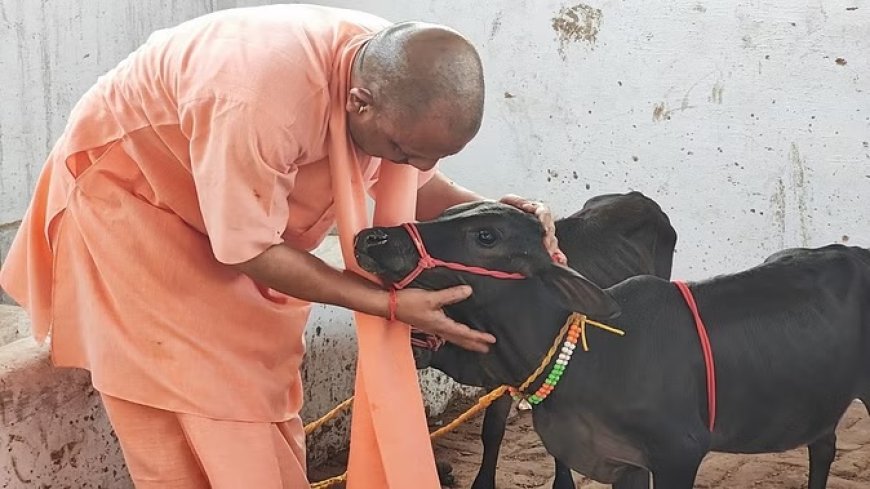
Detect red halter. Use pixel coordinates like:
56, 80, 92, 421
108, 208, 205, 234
396, 222, 528, 353
392, 222, 527, 290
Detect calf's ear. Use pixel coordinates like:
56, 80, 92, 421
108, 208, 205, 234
539, 264, 621, 319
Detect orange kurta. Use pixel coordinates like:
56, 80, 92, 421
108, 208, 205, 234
0, 4, 435, 425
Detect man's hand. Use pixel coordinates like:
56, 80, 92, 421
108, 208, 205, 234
234, 243, 495, 353
498, 194, 567, 265
416, 174, 566, 263
393, 286, 496, 353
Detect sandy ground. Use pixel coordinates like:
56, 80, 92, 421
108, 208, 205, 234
309, 399, 870, 489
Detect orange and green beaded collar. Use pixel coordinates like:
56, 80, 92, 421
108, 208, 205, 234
508, 313, 625, 406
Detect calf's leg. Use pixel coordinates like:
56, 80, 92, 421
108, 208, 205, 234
651, 450, 704, 489
435, 460, 455, 486
552, 458, 575, 489
807, 431, 837, 489
612, 467, 651, 489
651, 465, 701, 489
471, 394, 512, 489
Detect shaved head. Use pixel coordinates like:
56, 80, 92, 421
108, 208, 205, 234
358, 22, 485, 136
346, 22, 486, 170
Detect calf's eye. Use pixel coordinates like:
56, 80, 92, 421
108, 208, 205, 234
476, 229, 497, 246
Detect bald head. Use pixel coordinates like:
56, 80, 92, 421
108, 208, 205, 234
355, 22, 485, 140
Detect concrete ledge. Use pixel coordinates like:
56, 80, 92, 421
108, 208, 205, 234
0, 337, 131, 488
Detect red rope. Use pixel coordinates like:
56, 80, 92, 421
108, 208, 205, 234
394, 222, 527, 353
394, 222, 526, 290
395, 221, 559, 354
410, 329, 446, 351
388, 288, 398, 322
674, 280, 717, 431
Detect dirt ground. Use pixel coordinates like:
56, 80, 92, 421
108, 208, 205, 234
310, 399, 870, 489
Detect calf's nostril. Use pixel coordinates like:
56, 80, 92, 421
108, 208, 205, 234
367, 230, 388, 245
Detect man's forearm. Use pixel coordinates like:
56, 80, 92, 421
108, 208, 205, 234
232, 243, 389, 318
234, 171, 483, 316
416, 171, 486, 221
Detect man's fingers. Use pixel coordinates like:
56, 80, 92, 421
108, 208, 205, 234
498, 194, 523, 206
544, 234, 559, 251
434, 285, 473, 306
536, 208, 556, 230
438, 320, 496, 352
500, 194, 539, 212
499, 194, 563, 263
455, 338, 492, 354
529, 203, 556, 233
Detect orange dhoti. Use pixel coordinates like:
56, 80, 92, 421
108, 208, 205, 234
100, 394, 308, 489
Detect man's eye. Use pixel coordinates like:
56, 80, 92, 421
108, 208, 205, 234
477, 229, 497, 246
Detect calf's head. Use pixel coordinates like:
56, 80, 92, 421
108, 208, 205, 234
354, 201, 620, 383
355, 201, 618, 317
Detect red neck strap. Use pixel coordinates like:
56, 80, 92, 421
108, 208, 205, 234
393, 222, 526, 290
674, 280, 717, 432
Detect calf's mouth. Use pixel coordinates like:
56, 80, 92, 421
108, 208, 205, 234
352, 227, 414, 284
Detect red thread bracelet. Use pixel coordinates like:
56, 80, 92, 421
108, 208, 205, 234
388, 288, 398, 322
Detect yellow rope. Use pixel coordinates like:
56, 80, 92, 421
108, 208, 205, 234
303, 396, 355, 488
304, 396, 355, 435
514, 314, 578, 393
580, 317, 626, 352
310, 473, 347, 489
307, 385, 511, 488
429, 385, 509, 440
512, 313, 625, 397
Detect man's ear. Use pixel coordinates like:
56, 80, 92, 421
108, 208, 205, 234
539, 263, 620, 319
346, 87, 374, 114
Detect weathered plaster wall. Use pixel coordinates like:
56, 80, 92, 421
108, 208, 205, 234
1, 0, 867, 278
328, 0, 869, 278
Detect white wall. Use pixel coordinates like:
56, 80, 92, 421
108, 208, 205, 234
0, 0, 206, 224
1, 0, 868, 279
321, 0, 870, 279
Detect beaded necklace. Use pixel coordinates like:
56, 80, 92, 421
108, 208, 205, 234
508, 313, 625, 406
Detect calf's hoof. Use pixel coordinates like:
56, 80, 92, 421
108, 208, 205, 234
436, 459, 456, 487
